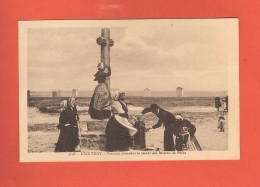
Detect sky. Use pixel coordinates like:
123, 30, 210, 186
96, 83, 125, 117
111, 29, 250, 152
27, 19, 238, 92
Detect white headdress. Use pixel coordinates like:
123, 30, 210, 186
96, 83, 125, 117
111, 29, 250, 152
60, 100, 68, 111
175, 114, 183, 120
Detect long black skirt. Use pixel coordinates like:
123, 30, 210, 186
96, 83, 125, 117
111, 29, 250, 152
164, 129, 175, 151
55, 125, 79, 152
105, 116, 133, 152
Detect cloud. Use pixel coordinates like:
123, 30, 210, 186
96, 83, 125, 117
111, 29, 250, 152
27, 21, 235, 91
111, 24, 231, 91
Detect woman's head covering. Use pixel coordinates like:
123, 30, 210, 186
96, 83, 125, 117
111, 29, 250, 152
60, 100, 68, 111
67, 97, 76, 107
141, 104, 160, 114
175, 114, 183, 120
97, 62, 105, 70
111, 89, 120, 101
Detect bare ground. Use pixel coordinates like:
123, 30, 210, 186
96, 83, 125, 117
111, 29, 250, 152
27, 106, 228, 152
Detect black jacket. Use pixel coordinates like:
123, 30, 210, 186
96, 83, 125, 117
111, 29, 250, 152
152, 108, 176, 131
58, 107, 78, 129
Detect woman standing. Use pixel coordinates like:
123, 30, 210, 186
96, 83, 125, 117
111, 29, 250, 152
142, 104, 176, 151
105, 92, 137, 151
55, 98, 80, 152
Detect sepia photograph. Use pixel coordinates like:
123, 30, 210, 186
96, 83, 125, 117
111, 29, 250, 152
19, 19, 239, 161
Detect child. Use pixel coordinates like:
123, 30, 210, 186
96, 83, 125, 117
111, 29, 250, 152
174, 115, 196, 151
218, 111, 226, 132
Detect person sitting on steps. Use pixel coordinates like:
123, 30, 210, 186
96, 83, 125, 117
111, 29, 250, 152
89, 62, 111, 120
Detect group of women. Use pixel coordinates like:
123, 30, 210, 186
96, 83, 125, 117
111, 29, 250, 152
55, 62, 197, 152
55, 91, 138, 152
55, 62, 138, 152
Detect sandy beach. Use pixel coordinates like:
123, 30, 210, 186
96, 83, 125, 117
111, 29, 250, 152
27, 99, 228, 152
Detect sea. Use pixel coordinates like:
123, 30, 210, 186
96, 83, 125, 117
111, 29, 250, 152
29, 90, 228, 97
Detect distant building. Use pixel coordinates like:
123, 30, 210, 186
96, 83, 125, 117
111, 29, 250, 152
72, 89, 79, 97
176, 87, 184, 97
52, 90, 61, 97
143, 88, 152, 97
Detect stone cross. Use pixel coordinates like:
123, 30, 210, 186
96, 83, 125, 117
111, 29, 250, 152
96, 28, 114, 87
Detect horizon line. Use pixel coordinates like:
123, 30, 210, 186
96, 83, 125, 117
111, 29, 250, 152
28, 89, 228, 92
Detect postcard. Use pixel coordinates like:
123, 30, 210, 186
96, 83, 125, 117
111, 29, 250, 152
19, 19, 239, 162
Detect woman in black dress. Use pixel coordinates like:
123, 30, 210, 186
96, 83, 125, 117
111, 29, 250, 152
105, 92, 137, 151
142, 104, 176, 151
55, 98, 80, 152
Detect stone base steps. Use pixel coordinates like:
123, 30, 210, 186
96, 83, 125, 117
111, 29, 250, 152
81, 131, 106, 150
80, 120, 107, 150
79, 119, 148, 151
